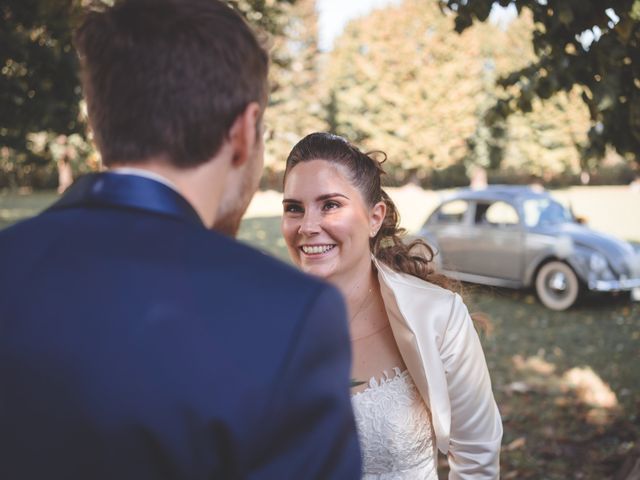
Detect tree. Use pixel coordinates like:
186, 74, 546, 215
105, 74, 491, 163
325, 0, 486, 183
0, 0, 299, 189
262, 0, 326, 183
0, 0, 83, 152
225, 0, 296, 39
0, 0, 85, 188
463, 10, 592, 182
440, 0, 640, 167
323, 0, 591, 186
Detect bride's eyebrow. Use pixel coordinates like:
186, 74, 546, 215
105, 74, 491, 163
317, 193, 349, 201
282, 193, 349, 204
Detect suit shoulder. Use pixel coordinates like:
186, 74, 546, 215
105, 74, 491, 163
0, 214, 42, 238
0, 213, 63, 251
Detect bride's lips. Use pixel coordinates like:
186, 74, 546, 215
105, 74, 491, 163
299, 244, 337, 256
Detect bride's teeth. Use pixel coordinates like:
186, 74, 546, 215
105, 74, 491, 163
303, 245, 333, 254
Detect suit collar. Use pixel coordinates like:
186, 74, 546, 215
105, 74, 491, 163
48, 172, 205, 227
110, 167, 180, 192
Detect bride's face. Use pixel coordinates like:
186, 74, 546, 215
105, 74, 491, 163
281, 159, 382, 283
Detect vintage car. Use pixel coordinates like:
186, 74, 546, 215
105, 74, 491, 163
418, 185, 640, 310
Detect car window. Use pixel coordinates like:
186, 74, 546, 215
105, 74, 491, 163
523, 198, 573, 227
435, 200, 468, 224
476, 201, 519, 226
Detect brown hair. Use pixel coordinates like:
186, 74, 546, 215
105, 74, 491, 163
74, 0, 269, 168
283, 132, 456, 291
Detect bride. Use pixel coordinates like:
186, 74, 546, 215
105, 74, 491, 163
281, 133, 503, 479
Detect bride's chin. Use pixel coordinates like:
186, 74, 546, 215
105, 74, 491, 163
302, 266, 322, 277
302, 264, 333, 280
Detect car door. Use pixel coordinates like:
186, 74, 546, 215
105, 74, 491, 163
427, 199, 475, 273
465, 199, 525, 281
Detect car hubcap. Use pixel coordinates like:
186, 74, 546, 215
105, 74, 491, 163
548, 271, 567, 292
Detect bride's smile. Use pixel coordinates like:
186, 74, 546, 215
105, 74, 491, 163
300, 243, 336, 255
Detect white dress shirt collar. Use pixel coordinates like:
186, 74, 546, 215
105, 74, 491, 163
110, 167, 180, 193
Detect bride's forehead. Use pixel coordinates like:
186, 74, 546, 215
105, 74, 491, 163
286, 160, 355, 190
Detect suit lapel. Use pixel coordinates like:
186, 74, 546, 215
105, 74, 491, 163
48, 172, 204, 227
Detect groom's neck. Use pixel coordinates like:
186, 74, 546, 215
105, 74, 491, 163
109, 152, 231, 229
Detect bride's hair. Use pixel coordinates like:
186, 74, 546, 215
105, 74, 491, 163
283, 132, 456, 292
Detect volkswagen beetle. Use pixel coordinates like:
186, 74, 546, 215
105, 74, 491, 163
417, 185, 640, 310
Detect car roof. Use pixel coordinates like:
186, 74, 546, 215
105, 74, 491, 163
442, 185, 553, 203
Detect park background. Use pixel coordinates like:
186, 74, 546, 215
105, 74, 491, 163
1, 0, 640, 478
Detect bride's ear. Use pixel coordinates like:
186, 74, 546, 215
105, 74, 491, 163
369, 201, 386, 237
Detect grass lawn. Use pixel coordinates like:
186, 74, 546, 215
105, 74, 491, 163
0, 190, 59, 230
2, 188, 640, 478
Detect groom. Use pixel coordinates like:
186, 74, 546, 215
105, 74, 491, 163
0, 0, 361, 478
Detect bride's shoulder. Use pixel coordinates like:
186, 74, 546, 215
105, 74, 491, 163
376, 259, 471, 330
376, 258, 454, 298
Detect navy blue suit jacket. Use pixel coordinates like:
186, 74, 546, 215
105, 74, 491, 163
0, 173, 361, 479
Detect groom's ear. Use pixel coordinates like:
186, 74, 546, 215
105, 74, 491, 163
228, 102, 262, 167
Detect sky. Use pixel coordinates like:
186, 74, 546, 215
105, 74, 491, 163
315, 0, 518, 52
316, 0, 401, 51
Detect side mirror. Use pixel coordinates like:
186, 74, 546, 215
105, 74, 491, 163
575, 216, 587, 225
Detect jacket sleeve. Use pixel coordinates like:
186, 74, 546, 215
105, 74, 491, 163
441, 293, 502, 480
248, 284, 362, 480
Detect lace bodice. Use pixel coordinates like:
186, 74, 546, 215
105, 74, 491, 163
351, 368, 438, 479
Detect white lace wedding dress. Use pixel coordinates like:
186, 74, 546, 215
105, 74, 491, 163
351, 368, 438, 479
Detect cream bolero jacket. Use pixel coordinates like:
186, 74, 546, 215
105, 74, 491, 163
374, 258, 503, 480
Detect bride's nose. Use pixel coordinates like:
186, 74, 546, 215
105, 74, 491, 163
298, 210, 321, 235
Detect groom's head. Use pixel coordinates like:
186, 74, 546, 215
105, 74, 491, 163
74, 0, 269, 232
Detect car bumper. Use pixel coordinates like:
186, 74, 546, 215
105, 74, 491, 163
588, 278, 640, 292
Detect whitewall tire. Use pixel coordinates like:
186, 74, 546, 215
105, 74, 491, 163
535, 260, 580, 311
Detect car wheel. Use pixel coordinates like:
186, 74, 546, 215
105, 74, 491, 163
535, 260, 580, 311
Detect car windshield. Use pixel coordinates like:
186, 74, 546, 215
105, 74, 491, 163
522, 198, 574, 227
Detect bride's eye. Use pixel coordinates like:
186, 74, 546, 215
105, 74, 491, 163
283, 203, 303, 214
323, 200, 341, 211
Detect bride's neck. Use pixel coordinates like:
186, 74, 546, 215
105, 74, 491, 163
332, 264, 377, 323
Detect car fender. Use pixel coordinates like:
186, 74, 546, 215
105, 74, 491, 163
524, 251, 591, 287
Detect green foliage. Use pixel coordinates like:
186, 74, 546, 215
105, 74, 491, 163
3, 0, 638, 189
441, 0, 640, 165
323, 0, 593, 187
263, 0, 327, 175
226, 0, 296, 37
0, 0, 84, 151
0, 0, 300, 189
324, 0, 484, 183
